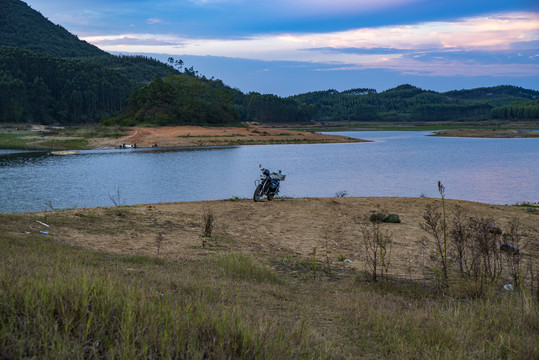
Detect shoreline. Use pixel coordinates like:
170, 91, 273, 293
431, 128, 539, 138
0, 125, 365, 151
2, 123, 538, 151
3, 196, 538, 275
89, 125, 365, 149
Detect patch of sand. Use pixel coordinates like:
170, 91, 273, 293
35, 197, 539, 279
89, 126, 364, 149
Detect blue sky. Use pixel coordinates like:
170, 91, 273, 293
25, 0, 539, 96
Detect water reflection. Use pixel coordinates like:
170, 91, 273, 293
1, 131, 537, 213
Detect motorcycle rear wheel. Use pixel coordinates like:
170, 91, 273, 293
253, 184, 263, 202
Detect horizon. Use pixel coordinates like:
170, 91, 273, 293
23, 0, 539, 96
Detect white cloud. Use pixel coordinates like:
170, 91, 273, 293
147, 18, 164, 24
82, 12, 539, 77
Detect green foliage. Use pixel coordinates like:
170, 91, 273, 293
290, 84, 539, 123
0, 47, 133, 123
2, 0, 537, 126
240, 92, 316, 123
384, 214, 401, 223
0, 1, 179, 124
105, 75, 240, 126
491, 99, 539, 120
0, 0, 106, 58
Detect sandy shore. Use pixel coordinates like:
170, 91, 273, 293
89, 125, 364, 149
21, 197, 538, 279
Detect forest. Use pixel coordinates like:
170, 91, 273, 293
1, 0, 538, 126
103, 75, 240, 126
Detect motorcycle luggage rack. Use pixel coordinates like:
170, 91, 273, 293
270, 173, 286, 181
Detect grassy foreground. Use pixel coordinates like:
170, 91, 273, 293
1, 207, 538, 359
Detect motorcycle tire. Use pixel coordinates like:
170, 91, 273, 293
253, 184, 263, 202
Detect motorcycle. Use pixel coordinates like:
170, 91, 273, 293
253, 166, 285, 202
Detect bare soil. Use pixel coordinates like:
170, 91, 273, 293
25, 197, 539, 279
89, 125, 363, 149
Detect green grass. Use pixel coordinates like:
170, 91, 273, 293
0, 235, 315, 359
60, 125, 129, 139
216, 252, 283, 284
0, 125, 127, 150
0, 130, 39, 149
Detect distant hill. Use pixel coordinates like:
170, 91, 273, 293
0, 0, 106, 58
0, 0, 178, 84
285, 84, 539, 123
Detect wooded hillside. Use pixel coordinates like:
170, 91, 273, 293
1, 0, 537, 125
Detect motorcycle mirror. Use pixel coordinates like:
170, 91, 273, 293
259, 164, 261, 168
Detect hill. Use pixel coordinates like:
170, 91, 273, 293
0, 0, 177, 84
287, 84, 539, 123
103, 75, 241, 127
0, 0, 181, 124
0, 0, 105, 58
1, 0, 537, 125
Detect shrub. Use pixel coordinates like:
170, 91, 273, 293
384, 214, 401, 223
356, 211, 392, 282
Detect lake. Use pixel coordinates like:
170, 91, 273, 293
1, 131, 537, 213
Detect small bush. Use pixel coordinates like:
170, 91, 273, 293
370, 212, 386, 223
356, 211, 392, 282
384, 214, 401, 223
202, 208, 214, 238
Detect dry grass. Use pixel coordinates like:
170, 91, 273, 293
1, 197, 538, 359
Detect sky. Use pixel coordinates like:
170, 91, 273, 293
25, 0, 539, 96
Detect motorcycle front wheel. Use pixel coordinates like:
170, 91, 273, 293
253, 184, 263, 202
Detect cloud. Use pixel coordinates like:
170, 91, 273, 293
147, 18, 164, 24
329, 59, 539, 77
90, 35, 180, 46
83, 12, 539, 77
274, 0, 421, 15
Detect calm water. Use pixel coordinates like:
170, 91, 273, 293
1, 131, 537, 213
